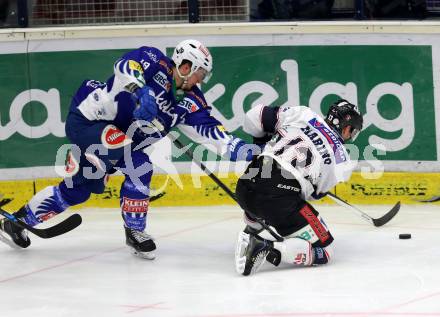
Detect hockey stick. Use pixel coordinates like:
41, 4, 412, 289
170, 135, 400, 229
416, 195, 440, 203
0, 198, 12, 208
169, 135, 284, 241
149, 192, 165, 202
327, 193, 400, 227
0, 206, 82, 239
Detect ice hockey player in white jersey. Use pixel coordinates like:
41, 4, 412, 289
0, 39, 255, 259
235, 99, 363, 276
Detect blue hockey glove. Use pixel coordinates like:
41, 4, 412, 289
132, 86, 158, 122
227, 137, 261, 161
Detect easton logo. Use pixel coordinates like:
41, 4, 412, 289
277, 183, 300, 191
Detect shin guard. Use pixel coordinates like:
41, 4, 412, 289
273, 238, 314, 266
25, 186, 71, 226
24, 183, 91, 227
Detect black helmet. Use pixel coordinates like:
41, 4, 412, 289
325, 99, 363, 141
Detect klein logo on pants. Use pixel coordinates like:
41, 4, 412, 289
122, 197, 149, 213
101, 125, 132, 149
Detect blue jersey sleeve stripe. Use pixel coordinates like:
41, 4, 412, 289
209, 128, 218, 140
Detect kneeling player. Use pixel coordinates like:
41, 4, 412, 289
235, 100, 363, 275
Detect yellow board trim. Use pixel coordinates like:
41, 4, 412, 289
1, 172, 439, 211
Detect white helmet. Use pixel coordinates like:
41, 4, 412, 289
172, 39, 213, 83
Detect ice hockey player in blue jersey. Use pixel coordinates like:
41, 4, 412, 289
0, 39, 255, 259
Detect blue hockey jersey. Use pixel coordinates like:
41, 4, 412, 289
69, 46, 245, 160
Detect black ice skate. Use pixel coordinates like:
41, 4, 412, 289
124, 226, 156, 260
0, 207, 31, 249
235, 227, 280, 276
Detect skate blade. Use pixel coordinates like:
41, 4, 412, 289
0, 230, 22, 249
235, 231, 250, 275
249, 252, 268, 275
129, 247, 156, 260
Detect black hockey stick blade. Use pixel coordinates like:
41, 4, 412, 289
0, 207, 82, 239
417, 196, 440, 203
371, 201, 401, 227
149, 192, 165, 202
0, 198, 13, 208
328, 193, 400, 227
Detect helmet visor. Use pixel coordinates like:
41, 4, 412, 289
194, 67, 212, 84
350, 128, 361, 141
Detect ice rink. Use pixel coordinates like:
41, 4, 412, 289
1, 203, 440, 317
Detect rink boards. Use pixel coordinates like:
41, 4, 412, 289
1, 23, 440, 211
0, 172, 438, 211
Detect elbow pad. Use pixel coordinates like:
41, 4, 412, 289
243, 105, 280, 136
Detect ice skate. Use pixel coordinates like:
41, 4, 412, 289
124, 226, 156, 260
0, 207, 31, 249
235, 227, 276, 276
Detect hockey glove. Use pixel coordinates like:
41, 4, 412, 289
253, 133, 273, 153
311, 190, 328, 200
132, 86, 158, 122
253, 134, 273, 146
227, 137, 260, 162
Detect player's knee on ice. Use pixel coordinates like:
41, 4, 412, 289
273, 237, 333, 267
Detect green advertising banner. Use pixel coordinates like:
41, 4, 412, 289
0, 45, 436, 170
0, 49, 126, 168
203, 46, 435, 162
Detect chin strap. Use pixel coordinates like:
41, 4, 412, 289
175, 66, 189, 89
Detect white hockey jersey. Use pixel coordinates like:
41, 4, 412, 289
243, 105, 356, 200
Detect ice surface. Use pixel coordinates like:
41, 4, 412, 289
1, 204, 440, 317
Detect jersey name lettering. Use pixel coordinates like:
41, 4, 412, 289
307, 118, 346, 164
300, 125, 332, 165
